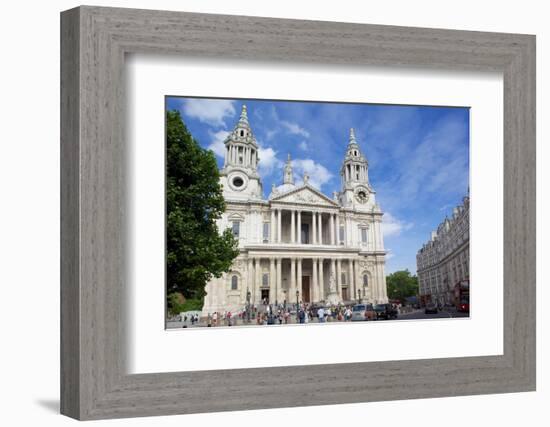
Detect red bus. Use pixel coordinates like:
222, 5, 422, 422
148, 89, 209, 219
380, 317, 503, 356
454, 280, 470, 312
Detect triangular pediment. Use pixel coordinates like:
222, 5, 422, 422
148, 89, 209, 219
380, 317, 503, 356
271, 185, 339, 207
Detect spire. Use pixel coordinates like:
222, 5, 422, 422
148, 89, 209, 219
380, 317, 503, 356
284, 153, 294, 184
349, 127, 357, 145
238, 104, 249, 127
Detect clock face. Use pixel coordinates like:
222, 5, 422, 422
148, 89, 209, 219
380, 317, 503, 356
228, 173, 248, 191
355, 187, 369, 204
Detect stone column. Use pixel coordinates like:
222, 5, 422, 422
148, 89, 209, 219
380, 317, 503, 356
291, 209, 296, 243
312, 211, 317, 244
337, 214, 341, 245
297, 211, 302, 244
247, 258, 254, 303
255, 257, 262, 304
269, 258, 276, 303
330, 213, 335, 245
348, 259, 355, 302
270, 210, 276, 243
318, 212, 323, 244
297, 258, 303, 302
290, 257, 296, 299
330, 259, 336, 289
277, 208, 282, 243
276, 257, 282, 304
336, 259, 343, 300
312, 258, 318, 302
318, 259, 325, 301
343, 215, 348, 247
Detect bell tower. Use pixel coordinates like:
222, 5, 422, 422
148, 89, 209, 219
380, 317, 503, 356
339, 128, 375, 210
220, 105, 263, 200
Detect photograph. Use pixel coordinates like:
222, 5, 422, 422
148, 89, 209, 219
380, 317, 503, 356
165, 97, 470, 329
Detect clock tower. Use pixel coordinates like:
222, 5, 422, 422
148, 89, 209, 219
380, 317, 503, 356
339, 128, 375, 211
220, 105, 263, 200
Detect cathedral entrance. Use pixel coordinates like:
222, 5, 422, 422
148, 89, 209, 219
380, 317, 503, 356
342, 287, 349, 301
261, 289, 269, 304
301, 276, 311, 303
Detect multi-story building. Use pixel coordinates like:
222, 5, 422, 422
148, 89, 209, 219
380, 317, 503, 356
416, 195, 470, 307
202, 105, 388, 314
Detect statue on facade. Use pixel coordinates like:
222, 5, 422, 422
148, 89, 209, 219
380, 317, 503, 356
329, 272, 337, 293
326, 272, 339, 304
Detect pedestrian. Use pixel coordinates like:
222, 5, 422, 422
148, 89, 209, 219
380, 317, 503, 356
284, 310, 290, 324
317, 307, 325, 323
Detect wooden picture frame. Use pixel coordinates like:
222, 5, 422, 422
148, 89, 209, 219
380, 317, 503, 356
60, 5, 536, 420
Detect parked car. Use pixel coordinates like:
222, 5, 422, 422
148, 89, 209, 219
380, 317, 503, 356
374, 304, 398, 320
351, 304, 375, 321
424, 303, 438, 314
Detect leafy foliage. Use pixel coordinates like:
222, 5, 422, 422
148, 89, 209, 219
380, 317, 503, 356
167, 292, 204, 315
386, 270, 419, 303
166, 110, 239, 303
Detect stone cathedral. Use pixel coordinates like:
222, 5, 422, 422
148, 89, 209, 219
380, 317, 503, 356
202, 105, 388, 314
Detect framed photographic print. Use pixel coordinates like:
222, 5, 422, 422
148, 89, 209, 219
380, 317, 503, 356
61, 6, 535, 420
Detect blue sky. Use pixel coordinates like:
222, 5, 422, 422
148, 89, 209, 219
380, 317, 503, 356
166, 96, 470, 274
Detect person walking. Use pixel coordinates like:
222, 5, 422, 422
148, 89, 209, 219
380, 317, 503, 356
317, 307, 325, 323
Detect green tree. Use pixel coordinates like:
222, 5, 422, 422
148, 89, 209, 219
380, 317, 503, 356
386, 270, 419, 303
166, 110, 239, 306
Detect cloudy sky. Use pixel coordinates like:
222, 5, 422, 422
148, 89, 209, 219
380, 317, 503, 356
166, 96, 470, 274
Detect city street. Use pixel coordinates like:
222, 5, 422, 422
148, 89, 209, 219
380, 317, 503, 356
397, 308, 469, 320
166, 307, 470, 329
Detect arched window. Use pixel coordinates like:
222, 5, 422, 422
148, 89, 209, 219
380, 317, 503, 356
231, 275, 238, 290
341, 273, 346, 285
363, 274, 369, 287
240, 130, 244, 137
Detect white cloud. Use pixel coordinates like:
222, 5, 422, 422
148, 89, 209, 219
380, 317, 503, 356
281, 120, 310, 138
207, 130, 230, 158
385, 250, 395, 260
298, 141, 309, 151
292, 158, 333, 190
258, 146, 283, 177
181, 99, 236, 127
381, 212, 413, 238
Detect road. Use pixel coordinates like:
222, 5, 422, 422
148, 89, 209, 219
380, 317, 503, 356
166, 308, 470, 329
397, 308, 470, 320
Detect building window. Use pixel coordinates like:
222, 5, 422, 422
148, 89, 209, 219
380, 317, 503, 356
263, 222, 270, 242
361, 228, 368, 243
341, 273, 346, 285
232, 221, 240, 237
240, 130, 245, 137
339, 226, 345, 243
231, 275, 238, 290
262, 273, 269, 287
363, 274, 369, 287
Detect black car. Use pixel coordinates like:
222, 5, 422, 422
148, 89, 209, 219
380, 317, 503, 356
374, 304, 398, 320
424, 303, 438, 314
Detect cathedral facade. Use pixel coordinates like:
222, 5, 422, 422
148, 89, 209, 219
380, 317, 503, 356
202, 105, 388, 314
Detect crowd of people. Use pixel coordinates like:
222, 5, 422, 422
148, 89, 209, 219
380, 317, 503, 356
188, 301, 358, 328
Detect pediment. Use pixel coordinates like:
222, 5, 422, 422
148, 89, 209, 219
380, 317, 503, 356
271, 185, 338, 207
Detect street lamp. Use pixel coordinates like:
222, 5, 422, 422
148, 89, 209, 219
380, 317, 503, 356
246, 287, 251, 323
358, 288, 362, 304
296, 289, 300, 322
